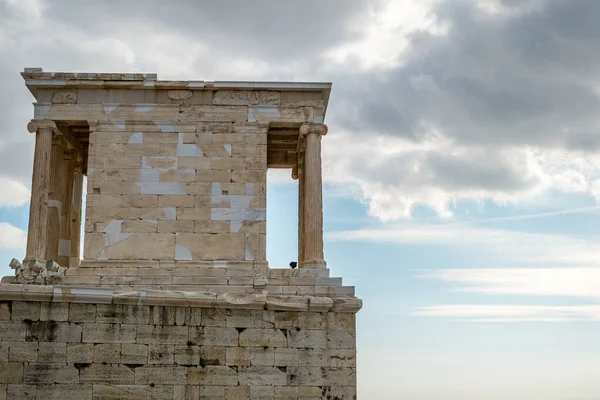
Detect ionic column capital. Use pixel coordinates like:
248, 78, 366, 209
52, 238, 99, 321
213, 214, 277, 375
27, 119, 57, 133
299, 123, 328, 138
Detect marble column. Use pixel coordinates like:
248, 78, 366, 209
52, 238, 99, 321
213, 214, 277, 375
299, 123, 328, 268
69, 158, 84, 268
58, 149, 74, 267
24, 120, 55, 263
293, 158, 306, 267
45, 135, 66, 262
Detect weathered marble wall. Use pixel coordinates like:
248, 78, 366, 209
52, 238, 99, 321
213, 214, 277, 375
0, 300, 356, 399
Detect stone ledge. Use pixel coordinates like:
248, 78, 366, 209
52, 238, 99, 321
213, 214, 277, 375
0, 284, 362, 314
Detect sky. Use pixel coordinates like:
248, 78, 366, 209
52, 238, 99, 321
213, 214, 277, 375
2, 0, 600, 398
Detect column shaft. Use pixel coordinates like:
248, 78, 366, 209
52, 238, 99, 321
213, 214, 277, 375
58, 150, 74, 267
299, 123, 327, 268
297, 163, 305, 267
45, 136, 65, 262
25, 124, 54, 262
69, 163, 84, 268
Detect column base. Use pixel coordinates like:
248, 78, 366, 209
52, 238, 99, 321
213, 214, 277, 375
300, 259, 327, 269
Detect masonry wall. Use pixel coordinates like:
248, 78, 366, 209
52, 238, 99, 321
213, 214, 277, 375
0, 300, 356, 399
83, 109, 268, 263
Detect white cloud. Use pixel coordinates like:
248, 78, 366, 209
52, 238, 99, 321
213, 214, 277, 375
0, 222, 26, 250
326, 221, 600, 266
0, 177, 30, 207
413, 304, 600, 323
422, 268, 600, 299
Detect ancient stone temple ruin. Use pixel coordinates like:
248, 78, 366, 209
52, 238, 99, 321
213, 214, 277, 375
0, 68, 361, 399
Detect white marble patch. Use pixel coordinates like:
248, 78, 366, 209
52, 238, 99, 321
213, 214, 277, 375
135, 105, 155, 113
230, 220, 244, 234
138, 169, 160, 182
175, 245, 192, 261
230, 195, 252, 208
245, 183, 255, 196
136, 182, 186, 195
211, 208, 246, 221
33, 103, 51, 120
211, 182, 222, 196
177, 132, 204, 156
103, 105, 117, 114
248, 105, 280, 122
212, 260, 228, 268
246, 208, 266, 221
158, 123, 174, 132
224, 144, 232, 155
163, 207, 176, 221
128, 132, 144, 144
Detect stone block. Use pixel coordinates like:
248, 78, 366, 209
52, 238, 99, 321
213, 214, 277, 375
250, 347, 274, 366
323, 349, 356, 368
6, 384, 36, 400
120, 306, 149, 325
121, 195, 159, 207
239, 329, 287, 348
199, 346, 226, 366
24, 363, 77, 384
104, 233, 175, 260
136, 325, 188, 344
190, 327, 238, 347
226, 310, 274, 329
176, 233, 245, 260
40, 303, 69, 322
91, 384, 148, 400
274, 348, 298, 367
298, 349, 323, 367
274, 386, 299, 400
67, 343, 93, 363
158, 195, 195, 208
134, 366, 187, 385
0, 302, 10, 320
226, 347, 250, 367
96, 305, 124, 324
82, 323, 136, 343
93, 343, 121, 363
238, 366, 286, 386
121, 344, 148, 364
79, 364, 135, 384
174, 345, 200, 366
288, 329, 326, 349
0, 343, 7, 362
38, 342, 66, 363
26, 321, 82, 342
121, 220, 158, 233
286, 367, 323, 387
69, 304, 96, 322
326, 330, 356, 349
158, 220, 194, 233
275, 312, 326, 330
225, 386, 250, 400
0, 320, 26, 341
187, 366, 237, 386
35, 384, 93, 399
8, 342, 37, 362
148, 344, 174, 364
11, 302, 40, 321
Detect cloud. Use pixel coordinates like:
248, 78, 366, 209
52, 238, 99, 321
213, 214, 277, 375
413, 304, 600, 322
0, 177, 30, 207
4, 0, 600, 220
0, 222, 26, 250
421, 268, 600, 299
326, 222, 600, 266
